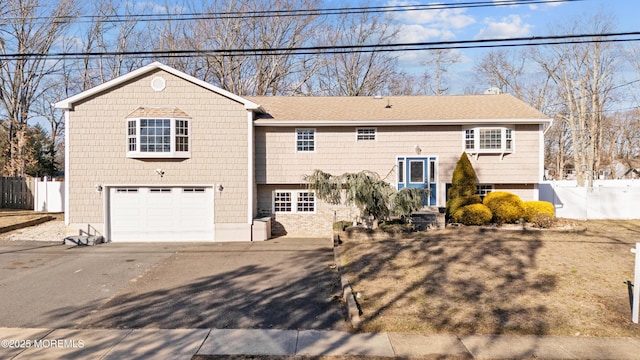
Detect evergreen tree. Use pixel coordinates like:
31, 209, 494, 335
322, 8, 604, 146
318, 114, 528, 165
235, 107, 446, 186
446, 152, 478, 218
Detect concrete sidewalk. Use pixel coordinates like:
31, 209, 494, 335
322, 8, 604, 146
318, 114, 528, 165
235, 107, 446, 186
2, 327, 640, 359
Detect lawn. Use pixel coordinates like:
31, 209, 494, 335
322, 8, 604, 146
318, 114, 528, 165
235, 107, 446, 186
339, 220, 640, 337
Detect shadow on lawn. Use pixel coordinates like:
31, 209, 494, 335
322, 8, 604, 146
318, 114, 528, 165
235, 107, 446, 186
342, 228, 557, 335
43, 244, 348, 331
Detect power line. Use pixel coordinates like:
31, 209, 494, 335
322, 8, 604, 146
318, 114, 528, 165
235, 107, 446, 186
0, 0, 585, 25
0, 30, 636, 61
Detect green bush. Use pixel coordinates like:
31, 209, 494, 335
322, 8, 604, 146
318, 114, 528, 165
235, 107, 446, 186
448, 152, 478, 200
446, 195, 482, 219
523, 201, 555, 221
452, 203, 492, 225
483, 191, 525, 224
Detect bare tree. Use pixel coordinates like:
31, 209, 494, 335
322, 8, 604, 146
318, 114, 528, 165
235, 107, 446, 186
0, 0, 78, 176
182, 0, 322, 96
533, 13, 618, 187
314, 10, 400, 96
420, 49, 461, 95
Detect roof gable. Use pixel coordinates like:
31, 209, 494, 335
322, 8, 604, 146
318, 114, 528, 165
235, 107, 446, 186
55, 62, 261, 111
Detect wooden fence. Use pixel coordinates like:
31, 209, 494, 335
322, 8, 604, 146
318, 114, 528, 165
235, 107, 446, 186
0, 177, 35, 210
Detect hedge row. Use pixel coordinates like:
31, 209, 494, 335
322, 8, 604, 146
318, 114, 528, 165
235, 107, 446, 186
451, 191, 555, 227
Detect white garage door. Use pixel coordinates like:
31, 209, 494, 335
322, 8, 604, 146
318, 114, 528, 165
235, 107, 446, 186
109, 187, 214, 242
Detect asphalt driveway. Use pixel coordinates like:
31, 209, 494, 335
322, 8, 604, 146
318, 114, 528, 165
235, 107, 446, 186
0, 238, 347, 331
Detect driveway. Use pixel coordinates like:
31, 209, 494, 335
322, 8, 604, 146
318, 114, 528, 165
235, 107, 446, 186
0, 238, 347, 331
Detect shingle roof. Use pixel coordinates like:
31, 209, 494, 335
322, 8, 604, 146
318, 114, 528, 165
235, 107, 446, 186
248, 94, 550, 125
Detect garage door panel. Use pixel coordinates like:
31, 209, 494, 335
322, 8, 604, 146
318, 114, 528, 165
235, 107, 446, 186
109, 187, 214, 242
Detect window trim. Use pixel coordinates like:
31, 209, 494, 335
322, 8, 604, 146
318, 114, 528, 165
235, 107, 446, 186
296, 128, 316, 152
272, 190, 316, 214
356, 127, 376, 141
126, 117, 191, 159
463, 126, 515, 154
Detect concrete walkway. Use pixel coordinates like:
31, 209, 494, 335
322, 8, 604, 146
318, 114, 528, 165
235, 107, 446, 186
2, 327, 640, 359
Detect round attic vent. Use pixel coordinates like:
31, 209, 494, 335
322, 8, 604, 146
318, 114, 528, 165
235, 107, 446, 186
151, 76, 166, 92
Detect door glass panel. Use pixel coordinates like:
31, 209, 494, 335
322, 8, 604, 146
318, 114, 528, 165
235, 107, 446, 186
398, 160, 404, 183
429, 160, 436, 183
410, 161, 424, 183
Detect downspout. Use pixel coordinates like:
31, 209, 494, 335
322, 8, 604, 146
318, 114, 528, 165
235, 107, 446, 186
248, 110, 254, 241
64, 110, 70, 225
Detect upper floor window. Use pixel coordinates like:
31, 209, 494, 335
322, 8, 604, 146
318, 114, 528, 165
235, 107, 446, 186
296, 129, 315, 152
464, 127, 514, 153
356, 128, 376, 141
126, 118, 191, 158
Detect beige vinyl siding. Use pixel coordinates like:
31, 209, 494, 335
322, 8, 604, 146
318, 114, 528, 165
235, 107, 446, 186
255, 124, 542, 186
255, 125, 461, 185
67, 69, 249, 226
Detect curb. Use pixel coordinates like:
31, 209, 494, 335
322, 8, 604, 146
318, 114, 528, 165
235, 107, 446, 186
333, 244, 361, 328
0, 216, 55, 235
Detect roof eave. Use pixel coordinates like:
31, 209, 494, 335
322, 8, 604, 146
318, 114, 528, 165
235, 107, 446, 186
253, 118, 552, 126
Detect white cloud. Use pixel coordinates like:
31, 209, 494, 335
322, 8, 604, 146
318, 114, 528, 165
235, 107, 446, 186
395, 24, 450, 43
475, 15, 532, 39
396, 7, 476, 29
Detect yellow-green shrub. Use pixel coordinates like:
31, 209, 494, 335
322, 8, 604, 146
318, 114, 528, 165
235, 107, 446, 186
452, 203, 492, 225
446, 195, 482, 219
483, 191, 525, 224
523, 201, 555, 221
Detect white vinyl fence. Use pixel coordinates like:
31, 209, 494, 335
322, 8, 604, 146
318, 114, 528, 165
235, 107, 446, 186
540, 180, 640, 220
34, 177, 64, 213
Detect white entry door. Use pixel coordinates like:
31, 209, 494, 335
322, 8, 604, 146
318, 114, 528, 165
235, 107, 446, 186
109, 187, 214, 242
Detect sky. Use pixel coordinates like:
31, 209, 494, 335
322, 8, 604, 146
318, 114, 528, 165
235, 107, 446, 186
376, 0, 640, 93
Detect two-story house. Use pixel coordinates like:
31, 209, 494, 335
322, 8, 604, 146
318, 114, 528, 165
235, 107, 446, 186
55, 62, 550, 242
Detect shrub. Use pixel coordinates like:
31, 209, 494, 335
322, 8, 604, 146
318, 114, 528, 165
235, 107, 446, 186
333, 220, 353, 231
446, 195, 482, 220
529, 213, 556, 228
448, 152, 478, 200
483, 191, 525, 224
523, 201, 555, 222
452, 203, 492, 225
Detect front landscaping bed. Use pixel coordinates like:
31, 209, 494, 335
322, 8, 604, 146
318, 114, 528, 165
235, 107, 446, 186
339, 220, 640, 337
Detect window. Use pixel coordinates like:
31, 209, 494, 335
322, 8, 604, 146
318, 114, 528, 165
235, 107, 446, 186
465, 129, 475, 150
150, 188, 171, 193
464, 127, 514, 153
274, 192, 292, 212
477, 185, 494, 197
296, 129, 315, 152
357, 128, 376, 141
429, 159, 436, 183
297, 192, 315, 212
126, 118, 190, 158
409, 160, 424, 183
273, 190, 316, 213
398, 160, 404, 184
479, 129, 502, 150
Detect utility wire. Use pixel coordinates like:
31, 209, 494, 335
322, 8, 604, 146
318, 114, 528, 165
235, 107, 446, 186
0, 0, 585, 24
0, 30, 636, 61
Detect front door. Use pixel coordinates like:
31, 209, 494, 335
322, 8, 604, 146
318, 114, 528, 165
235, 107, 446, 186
397, 156, 437, 206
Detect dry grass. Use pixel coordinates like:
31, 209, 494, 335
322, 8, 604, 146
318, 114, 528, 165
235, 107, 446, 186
0, 210, 50, 228
340, 220, 640, 337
